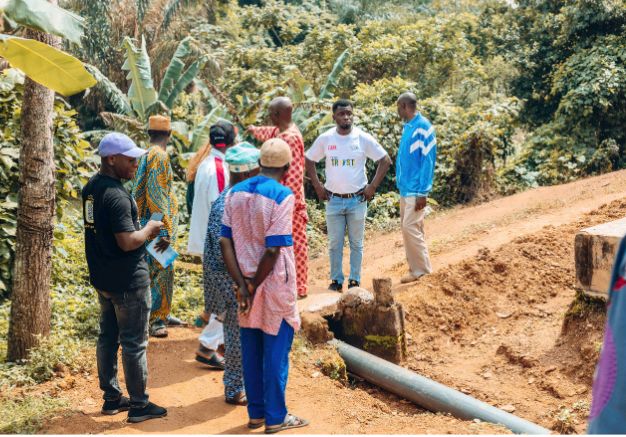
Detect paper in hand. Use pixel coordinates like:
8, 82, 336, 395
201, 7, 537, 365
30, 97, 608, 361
147, 236, 179, 268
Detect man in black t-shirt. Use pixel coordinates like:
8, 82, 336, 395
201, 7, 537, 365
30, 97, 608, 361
82, 132, 168, 423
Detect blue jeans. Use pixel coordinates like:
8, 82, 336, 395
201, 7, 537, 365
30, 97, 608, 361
240, 320, 294, 426
97, 287, 150, 408
326, 195, 367, 284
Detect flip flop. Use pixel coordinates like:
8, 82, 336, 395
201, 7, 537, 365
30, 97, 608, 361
166, 315, 188, 327
150, 324, 168, 338
265, 414, 309, 434
195, 351, 225, 370
248, 418, 265, 429
225, 391, 248, 406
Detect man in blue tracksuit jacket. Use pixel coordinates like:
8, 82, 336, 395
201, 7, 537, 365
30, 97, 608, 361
395, 92, 436, 284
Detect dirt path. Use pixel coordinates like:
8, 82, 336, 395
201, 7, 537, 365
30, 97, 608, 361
308, 169, 626, 290
43, 328, 506, 435
43, 170, 626, 434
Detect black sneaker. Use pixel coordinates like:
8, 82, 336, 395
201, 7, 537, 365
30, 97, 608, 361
348, 279, 360, 289
328, 280, 343, 292
101, 396, 130, 415
128, 402, 167, 423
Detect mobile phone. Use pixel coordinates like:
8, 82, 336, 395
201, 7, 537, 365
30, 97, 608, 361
150, 212, 164, 222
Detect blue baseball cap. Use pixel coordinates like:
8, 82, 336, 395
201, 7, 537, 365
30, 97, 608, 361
97, 132, 147, 158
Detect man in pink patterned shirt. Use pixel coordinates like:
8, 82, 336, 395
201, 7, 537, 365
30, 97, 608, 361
247, 97, 309, 298
220, 138, 309, 434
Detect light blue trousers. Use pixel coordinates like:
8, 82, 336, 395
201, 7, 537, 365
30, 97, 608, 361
325, 195, 367, 284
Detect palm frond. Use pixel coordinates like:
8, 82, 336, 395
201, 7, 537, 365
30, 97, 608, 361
85, 64, 132, 115
319, 48, 350, 99
135, 0, 151, 25
202, 80, 241, 123
100, 111, 148, 143
161, 0, 204, 31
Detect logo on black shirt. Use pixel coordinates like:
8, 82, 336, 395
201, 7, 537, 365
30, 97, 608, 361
84, 195, 95, 229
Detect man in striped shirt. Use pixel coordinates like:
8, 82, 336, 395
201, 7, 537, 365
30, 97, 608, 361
396, 92, 437, 284
220, 138, 309, 433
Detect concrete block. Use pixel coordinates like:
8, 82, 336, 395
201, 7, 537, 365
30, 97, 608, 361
331, 277, 407, 364
301, 312, 334, 344
575, 217, 626, 298
373, 277, 394, 306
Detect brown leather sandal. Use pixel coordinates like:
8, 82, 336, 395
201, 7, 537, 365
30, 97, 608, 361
248, 418, 265, 429
225, 391, 247, 406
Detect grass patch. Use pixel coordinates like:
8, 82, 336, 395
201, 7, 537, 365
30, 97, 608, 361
565, 289, 606, 321
0, 395, 68, 434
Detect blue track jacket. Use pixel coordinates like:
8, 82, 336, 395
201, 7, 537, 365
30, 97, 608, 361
396, 113, 437, 198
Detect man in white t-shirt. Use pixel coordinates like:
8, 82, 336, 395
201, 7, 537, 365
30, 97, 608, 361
305, 99, 391, 291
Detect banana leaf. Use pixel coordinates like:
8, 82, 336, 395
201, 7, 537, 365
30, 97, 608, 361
163, 55, 206, 108
158, 36, 193, 104
85, 64, 132, 115
190, 106, 228, 152
319, 48, 349, 99
0, 0, 84, 45
0, 34, 95, 95
122, 36, 157, 120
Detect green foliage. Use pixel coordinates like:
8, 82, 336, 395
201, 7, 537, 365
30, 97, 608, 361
367, 192, 401, 225
91, 35, 210, 162
76, 0, 626, 208
0, 335, 90, 388
505, 0, 626, 189
0, 395, 68, 434
0, 213, 97, 383
1, 0, 85, 44
0, 70, 96, 299
122, 36, 159, 120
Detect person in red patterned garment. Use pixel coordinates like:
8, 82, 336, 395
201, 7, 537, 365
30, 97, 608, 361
247, 97, 309, 299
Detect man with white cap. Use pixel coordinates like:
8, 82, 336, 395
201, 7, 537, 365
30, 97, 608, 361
82, 132, 167, 423
221, 138, 309, 433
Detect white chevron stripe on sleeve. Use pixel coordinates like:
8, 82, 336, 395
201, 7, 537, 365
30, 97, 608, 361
411, 126, 435, 139
409, 136, 436, 155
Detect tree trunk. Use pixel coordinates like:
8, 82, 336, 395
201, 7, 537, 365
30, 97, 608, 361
6, 19, 60, 362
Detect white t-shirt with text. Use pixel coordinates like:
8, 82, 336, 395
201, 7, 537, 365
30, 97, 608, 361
306, 126, 387, 194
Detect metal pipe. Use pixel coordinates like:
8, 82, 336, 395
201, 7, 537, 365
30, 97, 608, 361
334, 340, 550, 435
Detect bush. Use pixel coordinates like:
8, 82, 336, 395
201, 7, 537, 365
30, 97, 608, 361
0, 395, 67, 434
0, 335, 90, 389
367, 192, 400, 227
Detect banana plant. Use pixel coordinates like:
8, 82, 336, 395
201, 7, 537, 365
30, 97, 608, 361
284, 49, 350, 142
0, 0, 95, 95
212, 49, 350, 145
91, 35, 209, 147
